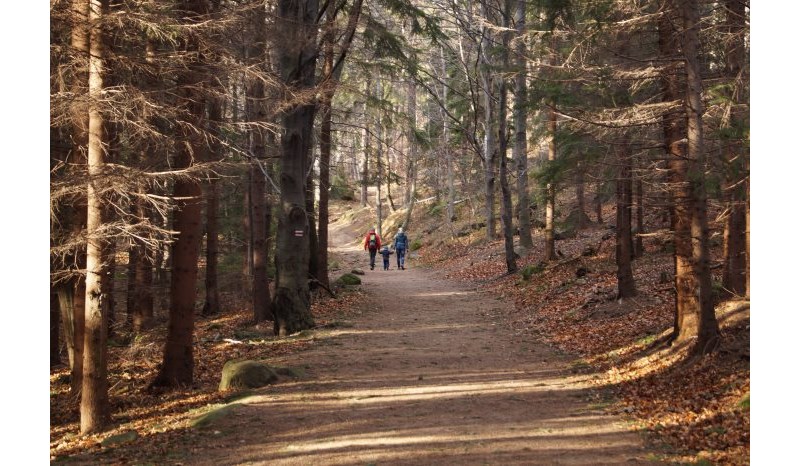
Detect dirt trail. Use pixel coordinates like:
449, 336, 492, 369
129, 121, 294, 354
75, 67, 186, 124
179, 218, 657, 465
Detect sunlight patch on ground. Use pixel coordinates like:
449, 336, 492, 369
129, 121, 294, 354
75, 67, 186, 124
315, 322, 483, 339
280, 421, 634, 454
410, 290, 477, 298
249, 376, 577, 409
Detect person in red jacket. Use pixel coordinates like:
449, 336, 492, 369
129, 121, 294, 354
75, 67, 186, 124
363, 228, 382, 270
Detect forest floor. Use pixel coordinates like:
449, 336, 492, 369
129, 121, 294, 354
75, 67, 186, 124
50, 198, 749, 465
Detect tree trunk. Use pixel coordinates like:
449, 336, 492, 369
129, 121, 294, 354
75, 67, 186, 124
679, 0, 719, 354
202, 67, 224, 316
272, 0, 318, 336
317, 22, 334, 289
51, 289, 61, 366
634, 177, 644, 257
81, 0, 110, 433
129, 198, 154, 332
67, 0, 90, 397
544, 105, 557, 261
659, 7, 689, 346
242, 170, 253, 293
721, 0, 748, 298
595, 188, 603, 224
152, 0, 208, 388
661, 0, 720, 354
250, 159, 270, 322
615, 138, 637, 298
375, 79, 384, 236
306, 154, 320, 290
514, 0, 532, 250
403, 77, 418, 230
104, 243, 116, 338
442, 47, 456, 226
203, 178, 221, 316
575, 164, 587, 229
480, 0, 497, 242
498, 0, 517, 273
360, 80, 370, 207
246, 10, 270, 322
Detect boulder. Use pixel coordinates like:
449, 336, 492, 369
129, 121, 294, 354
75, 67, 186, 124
336, 273, 362, 286
219, 360, 278, 391
190, 404, 237, 428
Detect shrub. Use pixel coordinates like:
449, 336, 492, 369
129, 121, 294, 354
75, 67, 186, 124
520, 262, 545, 281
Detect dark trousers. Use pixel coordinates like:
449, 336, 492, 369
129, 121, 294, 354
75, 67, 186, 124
368, 249, 377, 269
396, 248, 406, 268
383, 257, 390, 270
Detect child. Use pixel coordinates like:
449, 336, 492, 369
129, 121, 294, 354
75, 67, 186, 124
379, 246, 394, 270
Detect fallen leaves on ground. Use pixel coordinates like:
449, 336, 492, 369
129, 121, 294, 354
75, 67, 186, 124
419, 207, 749, 465
50, 285, 368, 464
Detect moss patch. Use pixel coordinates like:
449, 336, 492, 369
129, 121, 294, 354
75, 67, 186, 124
336, 273, 362, 286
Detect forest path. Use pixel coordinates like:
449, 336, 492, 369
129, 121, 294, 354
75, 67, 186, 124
179, 215, 657, 465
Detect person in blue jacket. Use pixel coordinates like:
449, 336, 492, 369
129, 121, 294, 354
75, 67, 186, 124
379, 246, 394, 270
393, 227, 409, 270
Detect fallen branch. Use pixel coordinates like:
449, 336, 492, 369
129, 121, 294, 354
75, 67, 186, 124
310, 275, 337, 298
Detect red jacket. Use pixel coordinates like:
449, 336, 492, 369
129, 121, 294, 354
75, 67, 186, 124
364, 231, 381, 250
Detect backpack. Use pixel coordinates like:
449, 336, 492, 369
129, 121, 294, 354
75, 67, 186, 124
368, 233, 377, 250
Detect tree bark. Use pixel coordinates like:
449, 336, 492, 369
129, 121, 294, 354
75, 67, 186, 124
272, 0, 318, 336
480, 0, 497, 242
360, 87, 370, 207
661, 0, 720, 354
498, 0, 517, 273
51, 289, 62, 366
67, 0, 90, 397
246, 5, 271, 322
575, 164, 587, 229
202, 20, 224, 315
441, 47, 456, 226
242, 169, 253, 293
152, 0, 208, 387
615, 137, 637, 298
317, 20, 334, 289
679, 0, 719, 354
81, 0, 110, 433
514, 0, 532, 250
544, 105, 557, 261
721, 0, 748, 297
375, 79, 384, 236
403, 77, 418, 230
128, 198, 154, 332
203, 178, 221, 316
306, 151, 320, 289
634, 176, 644, 257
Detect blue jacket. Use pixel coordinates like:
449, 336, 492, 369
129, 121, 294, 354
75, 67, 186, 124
394, 232, 408, 250
379, 248, 393, 259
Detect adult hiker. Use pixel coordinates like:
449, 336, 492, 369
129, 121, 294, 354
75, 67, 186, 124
393, 227, 409, 270
363, 227, 382, 270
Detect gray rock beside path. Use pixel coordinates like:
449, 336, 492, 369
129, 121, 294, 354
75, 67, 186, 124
219, 360, 278, 391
